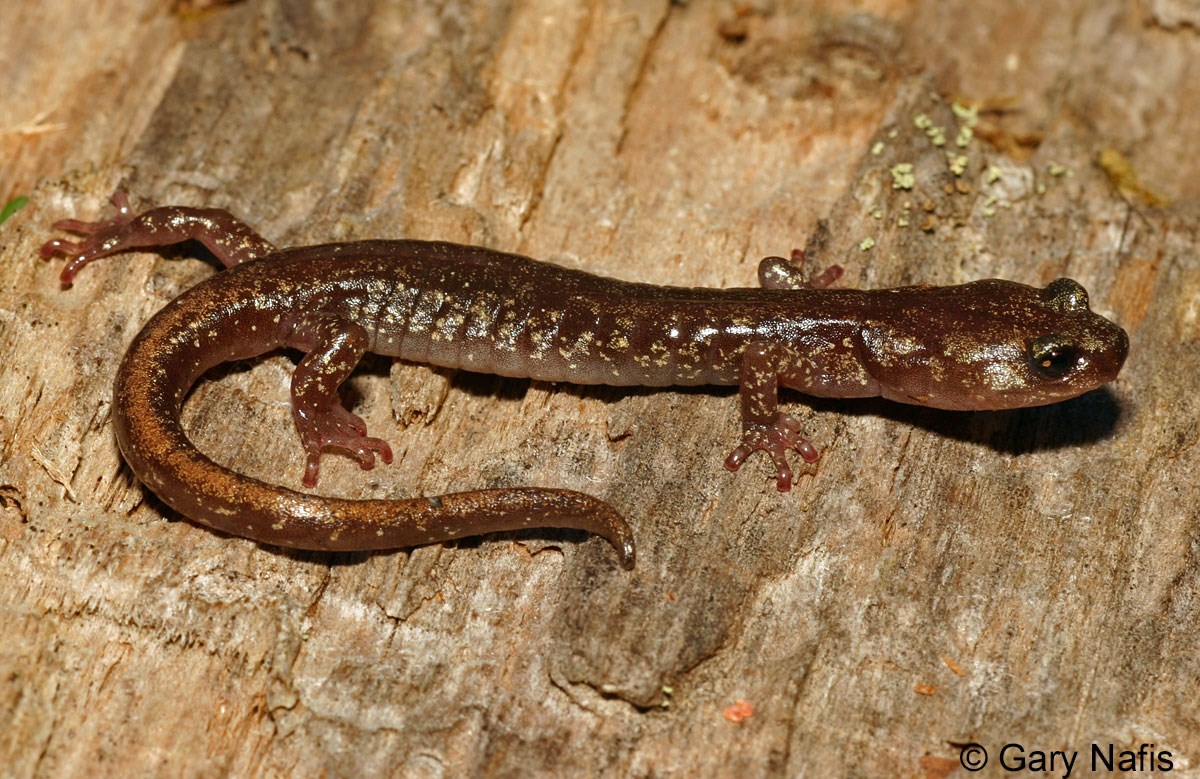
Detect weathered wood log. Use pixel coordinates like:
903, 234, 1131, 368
2, 1, 1195, 775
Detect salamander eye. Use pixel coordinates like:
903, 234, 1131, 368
1028, 335, 1082, 379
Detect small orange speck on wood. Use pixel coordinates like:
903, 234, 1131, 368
722, 700, 754, 723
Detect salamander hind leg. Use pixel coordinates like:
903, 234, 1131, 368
41, 190, 276, 284
288, 314, 394, 487
757, 249, 843, 290
723, 341, 820, 492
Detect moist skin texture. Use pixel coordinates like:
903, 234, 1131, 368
42, 192, 1130, 569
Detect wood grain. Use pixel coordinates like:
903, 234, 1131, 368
3, 1, 1197, 776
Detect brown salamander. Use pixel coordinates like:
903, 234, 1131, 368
42, 192, 1129, 568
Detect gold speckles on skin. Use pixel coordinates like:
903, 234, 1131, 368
529, 327, 553, 351
982, 360, 1027, 392
431, 311, 465, 342
925, 357, 946, 383
887, 334, 923, 356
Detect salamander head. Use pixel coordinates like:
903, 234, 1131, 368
861, 278, 1129, 411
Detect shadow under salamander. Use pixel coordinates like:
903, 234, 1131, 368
803, 385, 1126, 456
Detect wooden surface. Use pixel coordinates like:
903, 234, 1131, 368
2, 1, 1198, 776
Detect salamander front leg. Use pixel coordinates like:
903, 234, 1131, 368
40, 190, 276, 284
724, 341, 819, 491
288, 314, 394, 487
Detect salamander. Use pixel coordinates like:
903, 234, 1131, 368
42, 191, 1129, 569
